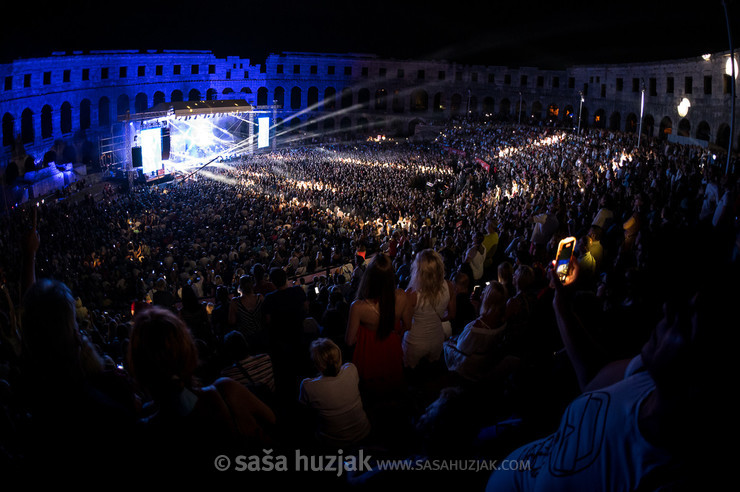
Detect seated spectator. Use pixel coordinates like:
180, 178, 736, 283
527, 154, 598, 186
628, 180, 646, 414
444, 281, 514, 383
486, 242, 736, 491
129, 306, 276, 471
220, 330, 275, 400
299, 338, 371, 448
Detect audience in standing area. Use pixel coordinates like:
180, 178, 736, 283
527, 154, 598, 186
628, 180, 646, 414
0, 118, 736, 490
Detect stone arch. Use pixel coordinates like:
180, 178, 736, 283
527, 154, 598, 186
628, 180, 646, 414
644, 114, 655, 138
60, 101, 72, 134
188, 88, 201, 101
80, 99, 91, 130
696, 121, 711, 142
594, 109, 606, 129
223, 88, 235, 95
257, 87, 268, 106
358, 88, 370, 109
117, 94, 130, 117
21, 108, 34, 144
716, 123, 730, 149
609, 111, 621, 132
206, 88, 217, 100
408, 118, 424, 136
482, 97, 494, 114
98, 96, 110, 126
135, 92, 148, 113
450, 93, 463, 116
375, 89, 387, 111
324, 87, 337, 110
531, 101, 543, 121
433, 93, 445, 113
411, 89, 428, 113
341, 88, 353, 109
2, 113, 14, 147
241, 87, 253, 105
307, 87, 319, 108
323, 117, 335, 132
516, 98, 526, 121
357, 117, 369, 134
677, 118, 691, 137
289, 117, 302, 135
291, 86, 301, 110
41, 105, 53, 139
153, 91, 166, 106
563, 105, 575, 124
274, 86, 285, 107
171, 90, 183, 102
390, 118, 404, 136
499, 98, 511, 117
392, 90, 404, 113
547, 103, 559, 119
307, 117, 318, 133
469, 95, 478, 116
659, 116, 673, 139
626, 113, 638, 133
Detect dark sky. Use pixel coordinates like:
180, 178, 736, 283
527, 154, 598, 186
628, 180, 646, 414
1, 1, 737, 68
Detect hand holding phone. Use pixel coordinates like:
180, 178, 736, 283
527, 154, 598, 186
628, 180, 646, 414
555, 237, 576, 283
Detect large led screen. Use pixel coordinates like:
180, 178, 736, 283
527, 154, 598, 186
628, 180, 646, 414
140, 127, 163, 175
258, 117, 270, 148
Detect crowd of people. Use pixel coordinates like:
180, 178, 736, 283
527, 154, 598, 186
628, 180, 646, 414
0, 118, 737, 488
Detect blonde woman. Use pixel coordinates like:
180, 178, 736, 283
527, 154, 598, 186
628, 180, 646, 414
299, 338, 371, 447
403, 249, 456, 369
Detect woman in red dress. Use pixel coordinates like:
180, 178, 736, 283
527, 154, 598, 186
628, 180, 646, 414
345, 254, 410, 398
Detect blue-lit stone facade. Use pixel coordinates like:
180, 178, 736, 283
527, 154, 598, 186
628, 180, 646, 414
1, 48, 738, 176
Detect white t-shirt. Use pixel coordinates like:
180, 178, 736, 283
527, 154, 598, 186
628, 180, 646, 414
486, 365, 670, 492
299, 363, 371, 445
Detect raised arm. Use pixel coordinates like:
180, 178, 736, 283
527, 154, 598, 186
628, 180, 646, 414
548, 260, 609, 392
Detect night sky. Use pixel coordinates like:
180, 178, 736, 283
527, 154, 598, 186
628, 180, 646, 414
1, 1, 737, 68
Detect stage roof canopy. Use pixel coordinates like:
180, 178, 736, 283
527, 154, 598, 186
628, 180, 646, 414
120, 99, 253, 122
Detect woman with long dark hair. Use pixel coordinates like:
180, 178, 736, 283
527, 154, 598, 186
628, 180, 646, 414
345, 254, 410, 396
